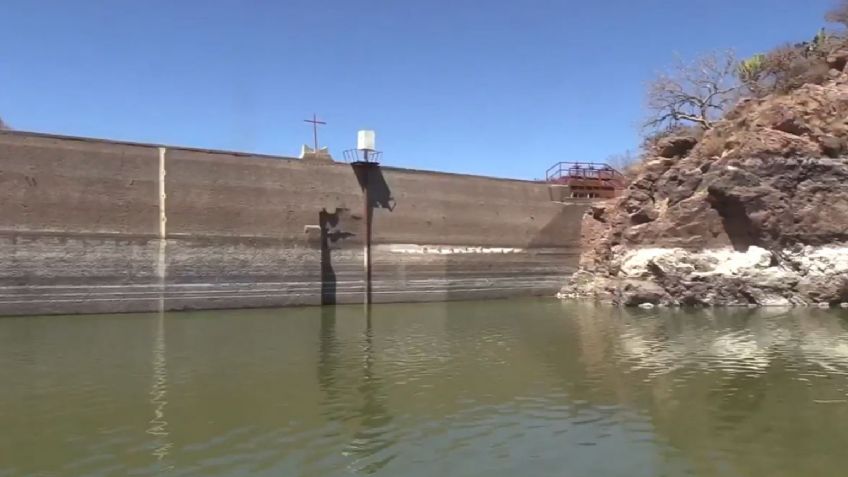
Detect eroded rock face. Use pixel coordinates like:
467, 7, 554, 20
563, 75, 848, 307
566, 245, 848, 307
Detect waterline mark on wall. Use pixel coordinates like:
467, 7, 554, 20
386, 244, 524, 255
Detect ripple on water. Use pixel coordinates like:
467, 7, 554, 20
7, 304, 848, 476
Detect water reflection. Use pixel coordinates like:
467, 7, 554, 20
346, 306, 395, 473
317, 305, 341, 419
592, 307, 848, 378
147, 311, 173, 467
318, 305, 395, 474
4, 301, 848, 476
564, 305, 848, 477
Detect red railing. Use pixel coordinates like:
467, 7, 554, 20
545, 162, 626, 187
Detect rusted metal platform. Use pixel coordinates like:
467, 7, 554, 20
545, 162, 626, 199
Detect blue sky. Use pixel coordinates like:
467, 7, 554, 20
0, 0, 834, 179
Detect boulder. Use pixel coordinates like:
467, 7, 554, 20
619, 280, 668, 306
797, 276, 848, 304
656, 135, 699, 158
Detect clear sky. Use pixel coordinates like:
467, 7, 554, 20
0, 0, 835, 179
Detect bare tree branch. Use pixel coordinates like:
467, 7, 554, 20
827, 0, 848, 28
606, 150, 640, 176
644, 51, 741, 131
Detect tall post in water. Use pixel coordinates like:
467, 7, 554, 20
363, 149, 373, 305
347, 130, 380, 306
352, 158, 376, 305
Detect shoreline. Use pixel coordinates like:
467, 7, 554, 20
560, 244, 848, 308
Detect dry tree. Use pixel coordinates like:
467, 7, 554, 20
827, 0, 848, 28
644, 51, 740, 131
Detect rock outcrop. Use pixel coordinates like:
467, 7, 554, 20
562, 75, 848, 307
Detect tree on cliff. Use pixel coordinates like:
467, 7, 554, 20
827, 0, 848, 28
644, 51, 740, 131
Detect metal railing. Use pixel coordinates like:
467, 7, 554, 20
545, 161, 626, 187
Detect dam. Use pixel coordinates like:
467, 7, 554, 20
0, 130, 587, 316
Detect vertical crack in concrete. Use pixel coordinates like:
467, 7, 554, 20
157, 147, 168, 312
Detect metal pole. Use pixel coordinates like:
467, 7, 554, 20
363, 150, 372, 305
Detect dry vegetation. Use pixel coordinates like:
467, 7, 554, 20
644, 51, 740, 131
827, 0, 848, 27
634, 0, 848, 168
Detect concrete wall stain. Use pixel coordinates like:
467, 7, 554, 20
0, 130, 587, 315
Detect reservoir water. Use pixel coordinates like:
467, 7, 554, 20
2, 299, 848, 476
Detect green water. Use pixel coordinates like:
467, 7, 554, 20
2, 300, 848, 477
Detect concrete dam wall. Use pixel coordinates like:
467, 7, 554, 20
0, 131, 586, 315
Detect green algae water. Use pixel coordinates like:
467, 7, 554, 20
3, 300, 848, 477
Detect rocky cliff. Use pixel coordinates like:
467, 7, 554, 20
563, 75, 848, 307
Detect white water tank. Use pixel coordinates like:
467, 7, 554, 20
357, 130, 376, 151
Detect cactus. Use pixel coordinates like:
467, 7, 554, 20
815, 27, 828, 48
737, 54, 766, 83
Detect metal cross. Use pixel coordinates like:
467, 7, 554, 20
303, 113, 326, 152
